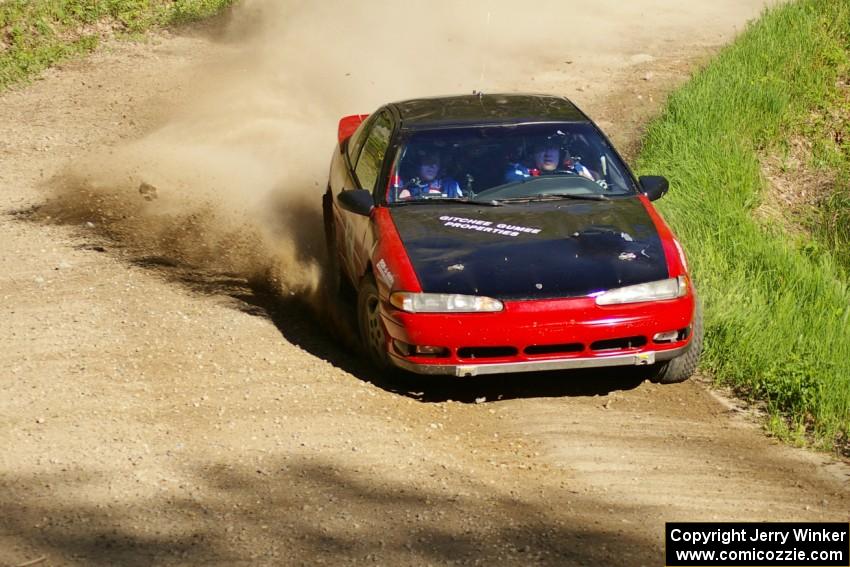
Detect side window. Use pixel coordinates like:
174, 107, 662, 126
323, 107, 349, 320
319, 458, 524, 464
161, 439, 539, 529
354, 112, 392, 192
347, 116, 372, 165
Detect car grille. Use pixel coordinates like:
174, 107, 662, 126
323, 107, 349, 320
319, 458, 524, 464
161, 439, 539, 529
457, 346, 518, 359
589, 336, 647, 351
523, 343, 584, 356
453, 336, 650, 361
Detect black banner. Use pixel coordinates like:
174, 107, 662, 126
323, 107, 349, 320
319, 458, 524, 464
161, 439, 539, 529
666, 522, 849, 566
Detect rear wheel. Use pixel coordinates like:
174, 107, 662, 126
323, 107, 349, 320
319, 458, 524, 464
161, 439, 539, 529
648, 301, 703, 384
357, 273, 391, 370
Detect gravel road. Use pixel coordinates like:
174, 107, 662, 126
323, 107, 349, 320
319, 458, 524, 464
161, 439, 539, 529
1, 1, 847, 566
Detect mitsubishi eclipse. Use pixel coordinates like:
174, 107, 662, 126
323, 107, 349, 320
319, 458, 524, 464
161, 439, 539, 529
322, 93, 701, 382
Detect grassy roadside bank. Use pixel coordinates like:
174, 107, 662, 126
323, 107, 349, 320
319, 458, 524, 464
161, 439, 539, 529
0, 0, 235, 91
811, 82, 850, 275
637, 0, 850, 452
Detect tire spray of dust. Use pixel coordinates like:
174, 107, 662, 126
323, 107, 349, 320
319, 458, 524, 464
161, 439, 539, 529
40, 0, 536, 306
40, 0, 658, 308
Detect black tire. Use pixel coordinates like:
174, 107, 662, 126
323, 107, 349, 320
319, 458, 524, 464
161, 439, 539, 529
648, 300, 703, 384
357, 273, 392, 370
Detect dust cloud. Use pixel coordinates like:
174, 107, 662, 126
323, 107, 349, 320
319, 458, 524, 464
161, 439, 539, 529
42, 0, 744, 301
41, 0, 558, 301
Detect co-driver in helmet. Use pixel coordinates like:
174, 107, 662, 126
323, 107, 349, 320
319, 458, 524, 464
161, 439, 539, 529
504, 135, 598, 183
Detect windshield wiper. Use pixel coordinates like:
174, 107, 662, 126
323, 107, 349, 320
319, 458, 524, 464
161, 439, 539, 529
390, 197, 502, 207
498, 193, 609, 203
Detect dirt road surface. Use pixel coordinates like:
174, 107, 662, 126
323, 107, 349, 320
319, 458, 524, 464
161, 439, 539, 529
2, 1, 847, 566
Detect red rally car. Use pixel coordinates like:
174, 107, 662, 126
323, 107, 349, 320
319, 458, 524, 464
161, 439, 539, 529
323, 94, 702, 382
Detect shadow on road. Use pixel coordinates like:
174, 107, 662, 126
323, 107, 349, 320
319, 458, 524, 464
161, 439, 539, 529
0, 457, 659, 566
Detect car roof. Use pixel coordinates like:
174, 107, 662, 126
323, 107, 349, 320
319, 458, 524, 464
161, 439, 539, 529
389, 93, 590, 130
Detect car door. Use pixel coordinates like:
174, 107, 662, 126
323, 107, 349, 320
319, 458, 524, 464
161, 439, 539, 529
336, 109, 394, 285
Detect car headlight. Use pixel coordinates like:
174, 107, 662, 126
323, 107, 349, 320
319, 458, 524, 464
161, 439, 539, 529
390, 292, 504, 313
595, 276, 687, 306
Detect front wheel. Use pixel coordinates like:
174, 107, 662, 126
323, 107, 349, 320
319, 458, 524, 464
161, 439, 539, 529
357, 273, 391, 370
648, 301, 703, 384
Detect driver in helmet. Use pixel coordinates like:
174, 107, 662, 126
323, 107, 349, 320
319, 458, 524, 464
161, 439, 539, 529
397, 149, 463, 200
504, 137, 598, 183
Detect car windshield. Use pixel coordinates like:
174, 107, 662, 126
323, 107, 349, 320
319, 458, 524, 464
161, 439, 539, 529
386, 123, 638, 204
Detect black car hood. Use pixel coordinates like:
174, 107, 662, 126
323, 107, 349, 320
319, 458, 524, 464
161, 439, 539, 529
388, 198, 669, 299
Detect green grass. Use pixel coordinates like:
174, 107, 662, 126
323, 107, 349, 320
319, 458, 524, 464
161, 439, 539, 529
818, 188, 850, 272
808, 84, 850, 275
636, 0, 850, 452
0, 0, 235, 90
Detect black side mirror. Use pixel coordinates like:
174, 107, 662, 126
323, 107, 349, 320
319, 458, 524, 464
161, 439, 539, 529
337, 189, 374, 216
639, 176, 669, 201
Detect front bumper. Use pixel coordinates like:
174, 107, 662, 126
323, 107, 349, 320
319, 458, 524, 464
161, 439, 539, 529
391, 345, 688, 376
380, 294, 696, 376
